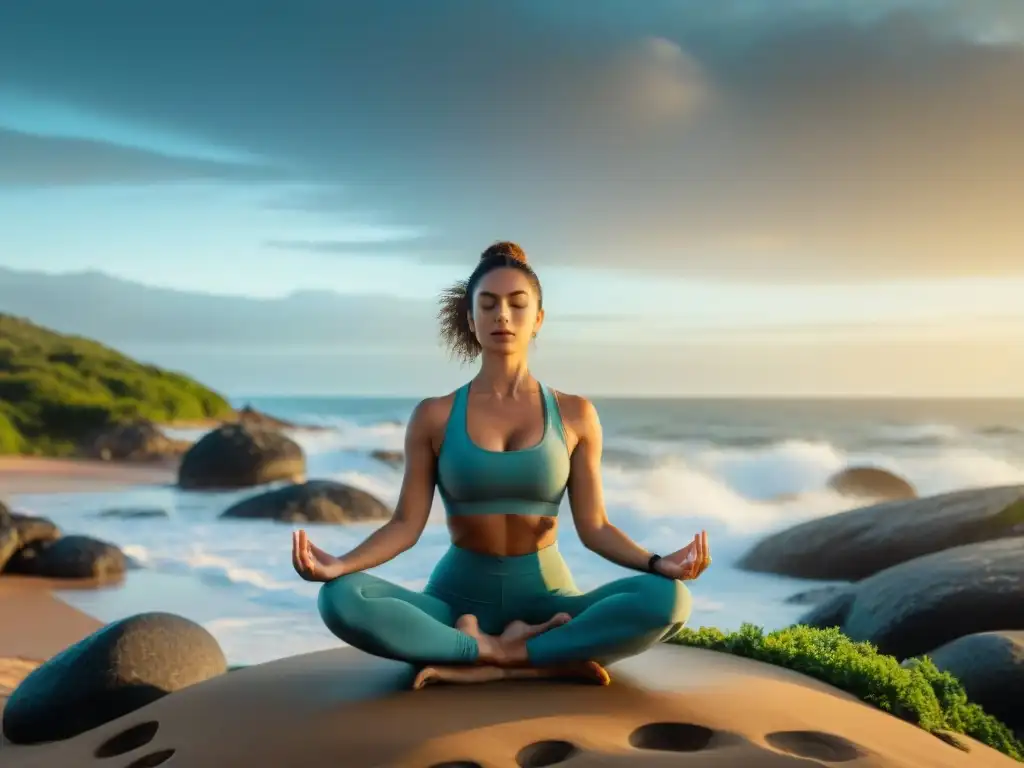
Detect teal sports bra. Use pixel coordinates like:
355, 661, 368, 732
436, 382, 571, 517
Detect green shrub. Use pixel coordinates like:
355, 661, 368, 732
669, 624, 1023, 761
0, 314, 235, 456
0, 409, 23, 455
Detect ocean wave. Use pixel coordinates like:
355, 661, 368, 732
869, 422, 962, 445
123, 545, 297, 593
26, 407, 1024, 666
978, 425, 1024, 436
289, 418, 405, 455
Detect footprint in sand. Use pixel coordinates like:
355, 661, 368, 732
123, 750, 175, 768
628, 721, 716, 752
765, 729, 867, 762
515, 739, 580, 767
93, 720, 174, 768
94, 721, 160, 758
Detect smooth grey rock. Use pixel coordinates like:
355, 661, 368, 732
2, 612, 227, 744
740, 484, 1024, 580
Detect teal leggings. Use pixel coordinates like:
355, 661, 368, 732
317, 543, 692, 667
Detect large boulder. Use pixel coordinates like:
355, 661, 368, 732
827, 466, 916, 501
8, 511, 60, 547
0, 505, 60, 571
0, 503, 19, 571
2, 612, 227, 744
86, 419, 191, 462
235, 404, 299, 431
370, 449, 404, 467
739, 484, 1024, 581
3, 534, 126, 580
97, 507, 169, 520
918, 631, 1024, 735
220, 480, 392, 524
177, 424, 306, 490
799, 537, 1024, 660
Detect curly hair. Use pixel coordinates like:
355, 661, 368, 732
438, 241, 543, 363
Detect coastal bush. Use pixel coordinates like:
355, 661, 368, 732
668, 623, 1023, 761
0, 408, 23, 454
0, 314, 234, 456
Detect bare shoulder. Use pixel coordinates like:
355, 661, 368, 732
551, 389, 601, 444
407, 391, 459, 448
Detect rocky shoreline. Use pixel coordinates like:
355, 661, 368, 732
737, 484, 1024, 739
1, 412, 1021, 759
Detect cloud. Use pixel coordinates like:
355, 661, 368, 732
1, 1, 1022, 279
601, 37, 710, 124
3, 266, 1020, 396
0, 128, 287, 187
0, 267, 439, 348
266, 235, 437, 257
0, 87, 267, 165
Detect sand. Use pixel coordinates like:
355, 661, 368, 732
1, 639, 1018, 768
0, 576, 104, 749
0, 457, 167, 727
0, 457, 176, 495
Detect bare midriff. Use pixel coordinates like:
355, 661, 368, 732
447, 514, 559, 556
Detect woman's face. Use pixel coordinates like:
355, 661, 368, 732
468, 267, 544, 356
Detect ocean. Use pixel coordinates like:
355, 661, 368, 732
11, 395, 1024, 666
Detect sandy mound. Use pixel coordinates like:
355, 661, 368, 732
2, 644, 1017, 768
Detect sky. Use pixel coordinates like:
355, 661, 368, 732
0, 0, 1022, 397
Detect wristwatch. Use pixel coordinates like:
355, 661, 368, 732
647, 554, 663, 574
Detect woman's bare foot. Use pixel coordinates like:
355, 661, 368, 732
499, 612, 572, 644
412, 664, 508, 690
509, 660, 611, 685
454, 613, 572, 668
454, 614, 510, 665
412, 660, 610, 690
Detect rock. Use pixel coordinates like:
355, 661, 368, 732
220, 479, 392, 524
918, 631, 1024, 734
8, 512, 60, 547
370, 449, 404, 467
799, 538, 1024, 660
2, 611, 227, 744
97, 507, 169, 520
738, 484, 1024, 581
827, 466, 916, 501
223, 404, 327, 432
783, 585, 847, 606
86, 419, 191, 462
4, 642, 1020, 767
3, 535, 127, 580
236, 404, 298, 430
177, 424, 306, 490
0, 507, 61, 571
0, 504, 19, 571
0, 658, 39, 698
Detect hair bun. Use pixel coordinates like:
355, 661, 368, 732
480, 241, 528, 265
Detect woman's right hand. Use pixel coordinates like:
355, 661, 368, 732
292, 529, 345, 582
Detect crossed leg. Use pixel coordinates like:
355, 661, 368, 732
316, 571, 590, 686
412, 613, 609, 689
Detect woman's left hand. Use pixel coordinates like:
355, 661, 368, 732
655, 530, 711, 581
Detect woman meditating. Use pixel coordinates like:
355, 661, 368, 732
291, 241, 711, 688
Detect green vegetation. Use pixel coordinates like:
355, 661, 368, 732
984, 498, 1024, 537
0, 314, 233, 456
669, 623, 1023, 761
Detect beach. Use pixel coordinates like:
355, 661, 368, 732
0, 458, 165, 727
5, 395, 1024, 665
1, 546, 1019, 766
2, 397, 1023, 765
6, 398, 1024, 663
0, 457, 176, 495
